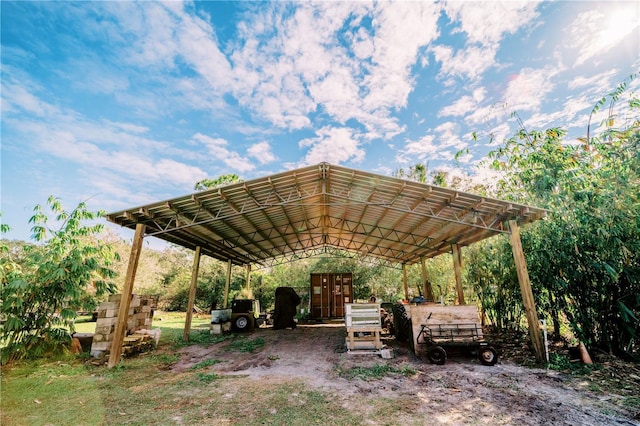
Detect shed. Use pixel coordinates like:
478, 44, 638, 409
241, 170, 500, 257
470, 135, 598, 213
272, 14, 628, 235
106, 162, 547, 366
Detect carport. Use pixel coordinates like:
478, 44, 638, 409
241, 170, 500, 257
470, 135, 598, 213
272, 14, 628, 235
106, 162, 547, 367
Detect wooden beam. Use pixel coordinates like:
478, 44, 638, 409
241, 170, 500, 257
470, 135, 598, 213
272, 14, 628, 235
509, 220, 545, 362
108, 223, 145, 368
452, 244, 465, 305
223, 259, 232, 308
183, 246, 202, 342
245, 264, 251, 291
421, 257, 435, 301
402, 263, 409, 301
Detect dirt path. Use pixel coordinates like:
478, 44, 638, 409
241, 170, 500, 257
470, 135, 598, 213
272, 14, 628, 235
173, 323, 639, 425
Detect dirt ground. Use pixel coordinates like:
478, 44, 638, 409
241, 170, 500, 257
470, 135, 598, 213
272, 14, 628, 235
172, 322, 639, 425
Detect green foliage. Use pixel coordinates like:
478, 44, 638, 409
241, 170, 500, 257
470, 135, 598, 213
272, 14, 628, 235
226, 337, 265, 353
394, 164, 428, 183
173, 330, 236, 348
193, 372, 221, 383
190, 358, 222, 370
0, 197, 119, 363
466, 237, 522, 329
471, 80, 640, 358
337, 364, 416, 380
546, 353, 599, 375
194, 174, 241, 191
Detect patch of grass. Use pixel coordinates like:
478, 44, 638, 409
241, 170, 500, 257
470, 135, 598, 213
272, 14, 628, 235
338, 364, 417, 380
227, 337, 266, 353
194, 372, 221, 384
623, 396, 640, 410
190, 359, 222, 370
172, 329, 237, 348
1, 356, 106, 425
151, 352, 181, 367
213, 381, 361, 426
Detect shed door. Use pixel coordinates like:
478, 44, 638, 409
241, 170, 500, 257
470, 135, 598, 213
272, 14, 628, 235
311, 274, 331, 318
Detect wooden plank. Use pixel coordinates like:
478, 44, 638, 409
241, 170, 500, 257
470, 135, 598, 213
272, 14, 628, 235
509, 220, 545, 362
409, 304, 482, 356
402, 263, 409, 301
108, 223, 145, 368
183, 245, 201, 342
346, 327, 383, 350
421, 257, 435, 301
452, 244, 465, 305
223, 259, 231, 308
245, 264, 251, 291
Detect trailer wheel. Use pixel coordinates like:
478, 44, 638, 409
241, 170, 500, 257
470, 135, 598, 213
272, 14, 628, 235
428, 346, 447, 365
234, 315, 250, 331
478, 346, 498, 366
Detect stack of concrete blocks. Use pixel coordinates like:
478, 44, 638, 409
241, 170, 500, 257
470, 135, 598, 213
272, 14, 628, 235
90, 294, 154, 358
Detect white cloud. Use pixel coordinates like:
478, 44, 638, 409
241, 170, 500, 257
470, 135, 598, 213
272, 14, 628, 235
2, 75, 209, 198
503, 67, 557, 113
443, 1, 542, 46
431, 44, 498, 80
299, 127, 365, 165
155, 159, 207, 186
434, 121, 466, 150
568, 69, 620, 91
433, 2, 542, 81
229, 2, 441, 137
194, 133, 256, 172
1, 78, 59, 117
395, 134, 438, 163
568, 3, 640, 67
247, 141, 276, 164
439, 87, 487, 117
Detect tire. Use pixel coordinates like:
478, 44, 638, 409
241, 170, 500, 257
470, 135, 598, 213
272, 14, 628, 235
428, 346, 447, 365
478, 346, 498, 366
234, 315, 250, 331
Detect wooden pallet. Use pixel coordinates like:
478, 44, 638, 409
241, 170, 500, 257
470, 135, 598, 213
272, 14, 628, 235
346, 326, 383, 351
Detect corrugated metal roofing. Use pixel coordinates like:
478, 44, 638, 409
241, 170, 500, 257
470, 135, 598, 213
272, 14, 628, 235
106, 162, 547, 267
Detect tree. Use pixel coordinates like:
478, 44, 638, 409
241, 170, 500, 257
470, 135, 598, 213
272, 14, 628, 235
1, 197, 120, 363
194, 174, 241, 191
472, 78, 640, 358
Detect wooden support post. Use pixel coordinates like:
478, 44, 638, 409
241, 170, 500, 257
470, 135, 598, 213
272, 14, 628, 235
183, 246, 201, 342
245, 264, 251, 291
108, 223, 145, 369
421, 257, 435, 301
402, 263, 409, 301
509, 220, 545, 362
223, 259, 232, 308
452, 244, 465, 305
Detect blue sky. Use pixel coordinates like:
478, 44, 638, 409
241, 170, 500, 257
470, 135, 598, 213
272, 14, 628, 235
2, 1, 639, 242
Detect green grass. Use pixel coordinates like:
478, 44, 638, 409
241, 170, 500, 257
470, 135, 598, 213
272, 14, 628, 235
0, 309, 362, 425
1, 353, 360, 425
337, 364, 417, 380
190, 359, 222, 370
226, 337, 266, 353
1, 355, 106, 426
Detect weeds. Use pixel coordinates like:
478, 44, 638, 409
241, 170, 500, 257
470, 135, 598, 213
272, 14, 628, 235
194, 372, 221, 384
338, 364, 416, 380
227, 337, 265, 353
547, 353, 599, 375
190, 359, 222, 370
172, 330, 236, 348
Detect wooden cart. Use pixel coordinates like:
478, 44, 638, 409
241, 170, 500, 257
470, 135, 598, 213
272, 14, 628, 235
411, 305, 498, 366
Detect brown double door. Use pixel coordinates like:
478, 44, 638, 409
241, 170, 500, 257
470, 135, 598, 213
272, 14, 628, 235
310, 273, 352, 319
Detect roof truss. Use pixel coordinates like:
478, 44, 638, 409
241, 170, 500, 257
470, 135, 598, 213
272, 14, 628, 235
107, 163, 546, 267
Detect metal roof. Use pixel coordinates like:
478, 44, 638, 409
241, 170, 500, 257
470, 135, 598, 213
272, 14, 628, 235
106, 162, 547, 267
